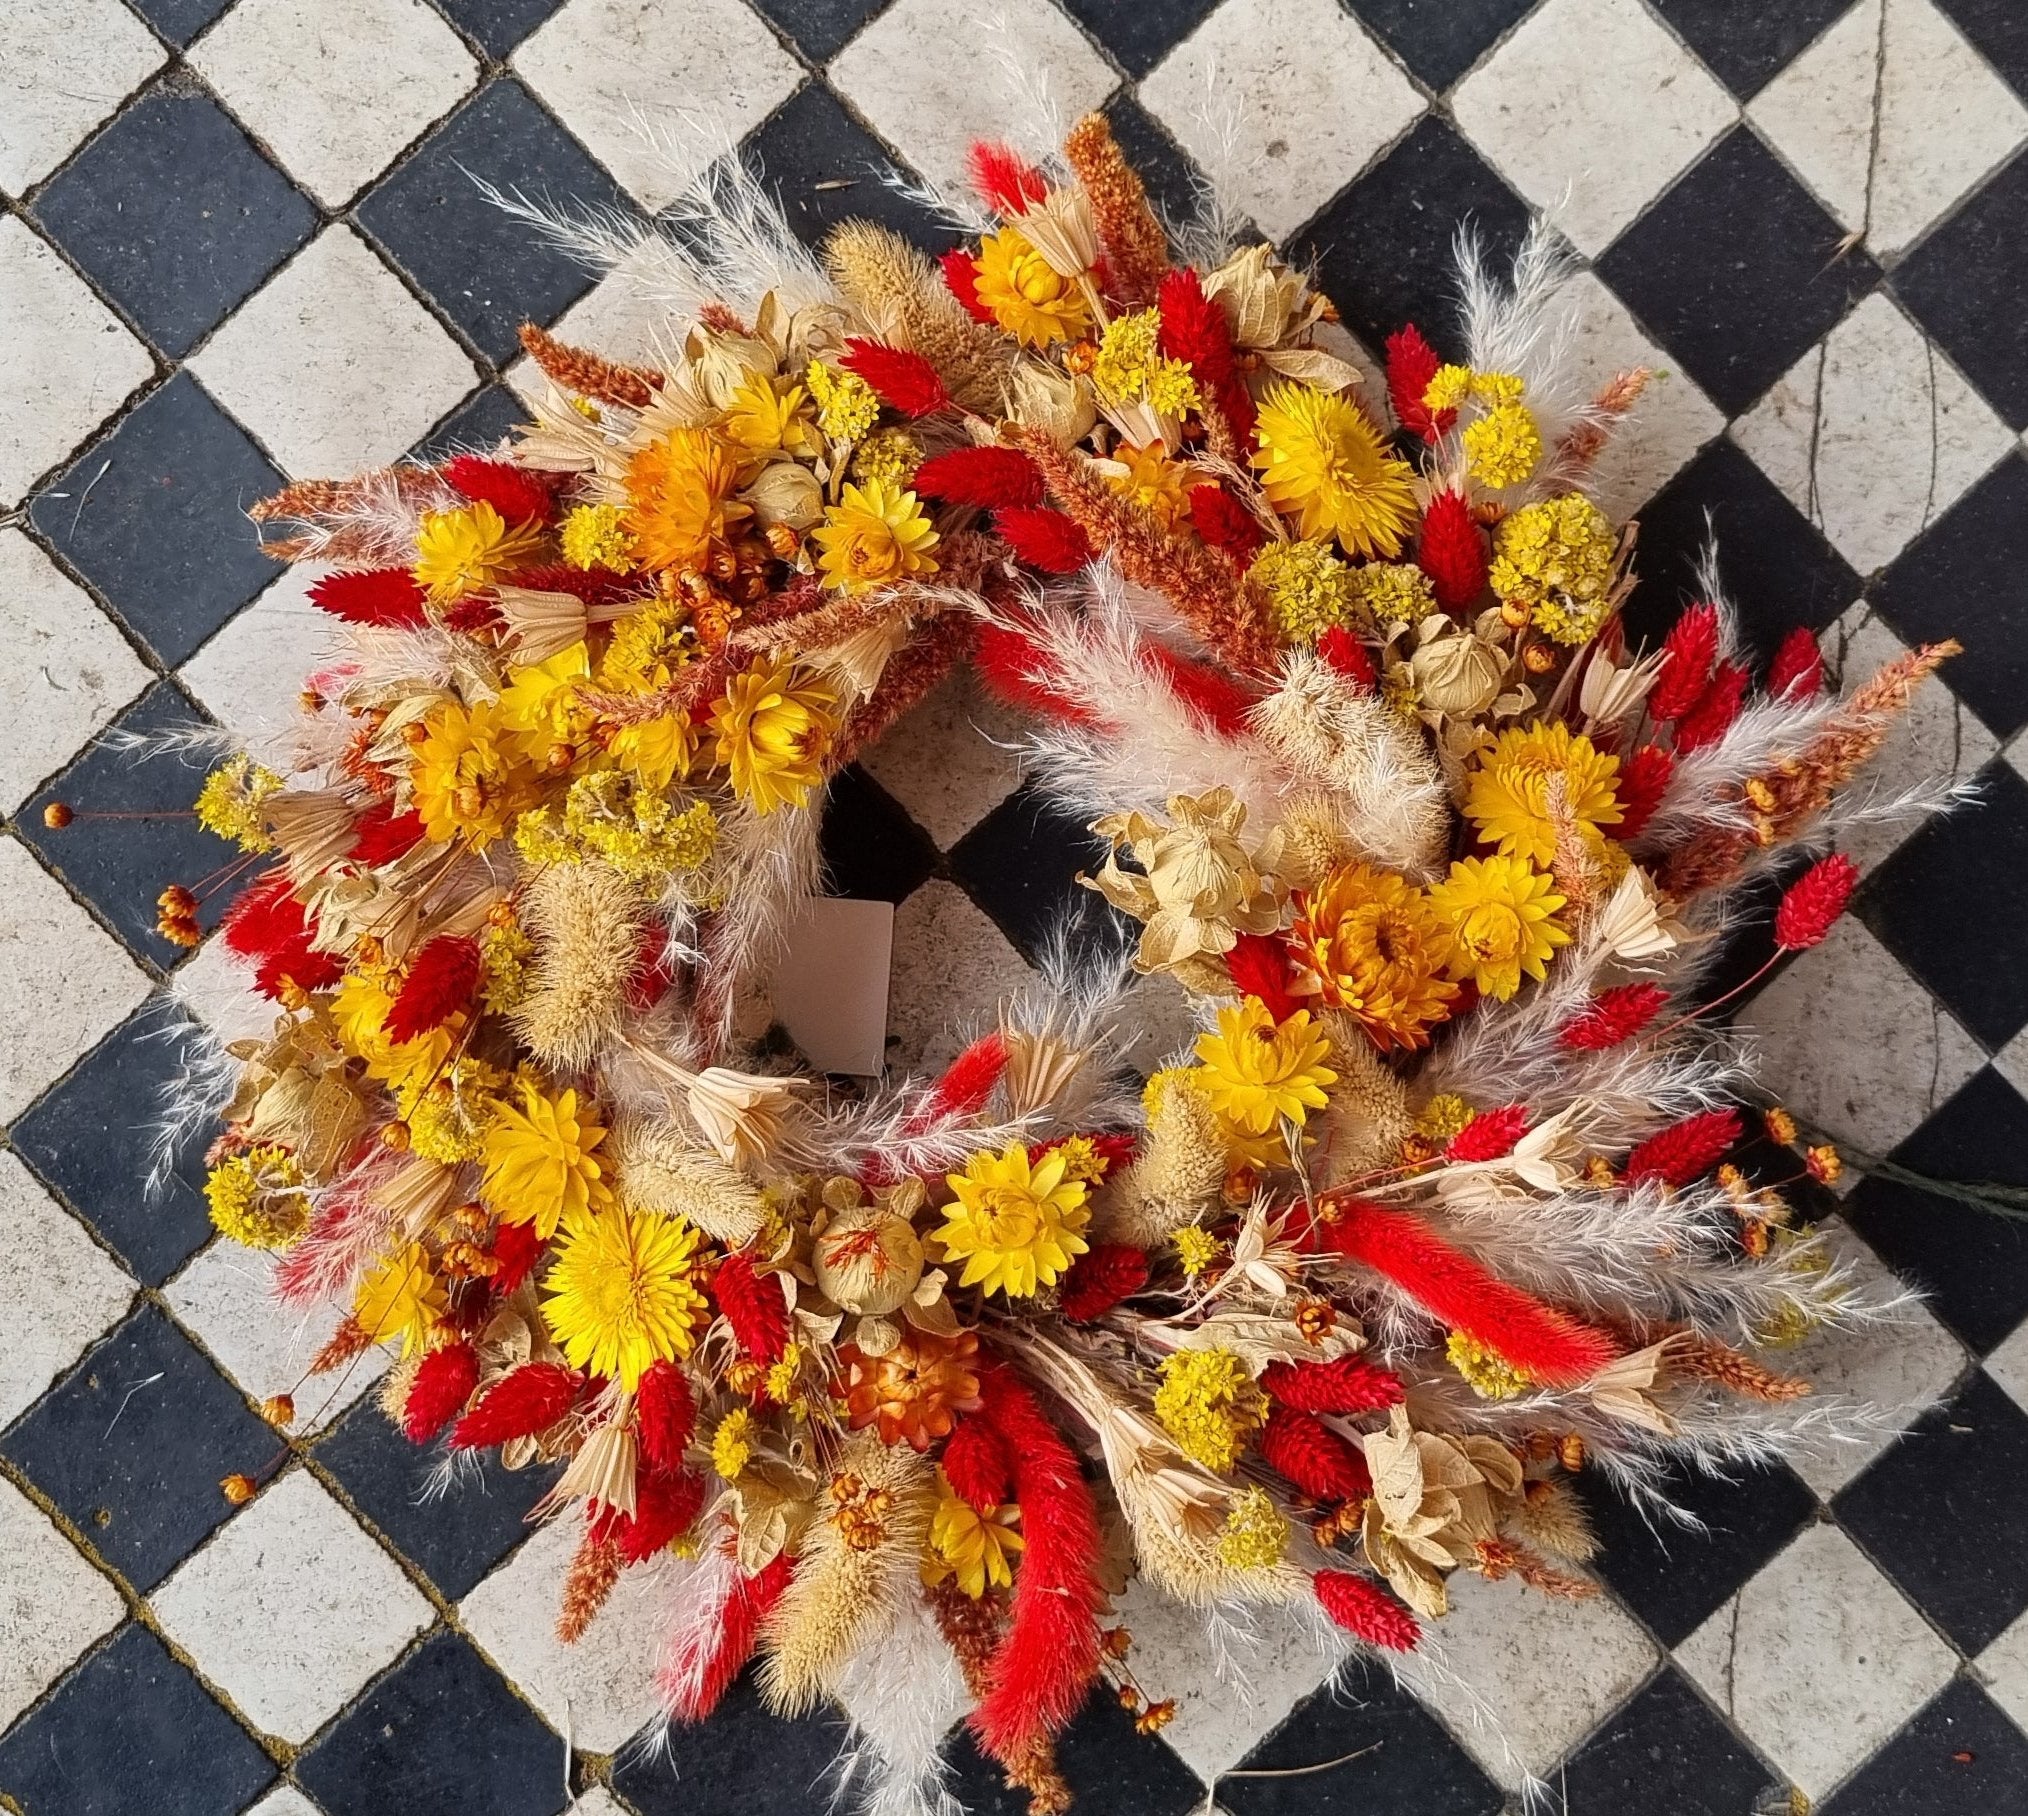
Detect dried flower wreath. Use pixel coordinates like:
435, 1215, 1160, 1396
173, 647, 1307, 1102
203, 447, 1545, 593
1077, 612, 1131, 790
138, 104, 1960, 1816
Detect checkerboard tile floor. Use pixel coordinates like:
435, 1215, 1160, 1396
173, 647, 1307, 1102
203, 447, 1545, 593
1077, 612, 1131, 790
5, 0, 2028, 1809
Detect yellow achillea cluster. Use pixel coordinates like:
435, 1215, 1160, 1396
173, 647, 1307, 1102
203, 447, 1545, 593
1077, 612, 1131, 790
195, 755, 283, 853
1153, 1347, 1265, 1473
1427, 854, 1569, 1000
1252, 383, 1419, 558
1447, 1330, 1531, 1400
1489, 494, 1618, 644
409, 698, 537, 849
1218, 1485, 1290, 1571
937, 1141, 1091, 1298
541, 1204, 706, 1391
1050, 1134, 1112, 1186
481, 1081, 613, 1237
1464, 722, 1623, 867
1424, 366, 1541, 489
1173, 1223, 1219, 1279
1347, 561, 1437, 625
973, 226, 1092, 347
413, 501, 544, 603
1193, 997, 1336, 1135
405, 1059, 505, 1164
1091, 307, 1199, 416
479, 915, 534, 1013
812, 481, 940, 594
712, 657, 841, 815
805, 359, 880, 442
1291, 862, 1458, 1053
1249, 538, 1361, 642
850, 427, 923, 491
515, 771, 717, 881
203, 1144, 306, 1249
558, 502, 633, 571
1415, 1092, 1476, 1144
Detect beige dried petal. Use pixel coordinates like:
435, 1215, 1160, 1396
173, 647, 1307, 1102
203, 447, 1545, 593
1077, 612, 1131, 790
1260, 345, 1363, 392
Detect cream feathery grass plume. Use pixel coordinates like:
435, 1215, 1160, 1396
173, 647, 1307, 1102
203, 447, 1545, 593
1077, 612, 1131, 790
513, 858, 647, 1070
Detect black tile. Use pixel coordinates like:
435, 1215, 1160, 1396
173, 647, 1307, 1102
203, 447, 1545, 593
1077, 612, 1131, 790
1056, 0, 1222, 79
1646, 0, 1856, 98
1844, 1067, 2028, 1354
314, 1394, 557, 1601
1859, 760, 2028, 1053
31, 81, 315, 358
429, 0, 572, 57
1622, 438, 1861, 651
744, 85, 956, 257
1578, 1460, 1816, 1649
1597, 127, 1879, 416
1873, 452, 2028, 739
1835, 1371, 2028, 1653
1345, 0, 1536, 90
0, 1624, 275, 1816
1289, 115, 1531, 356
11, 1004, 210, 1286
821, 763, 938, 904
947, 783, 1133, 968
0, 1306, 271, 1591
356, 79, 641, 366
615, 1668, 851, 1815
410, 381, 533, 463
1103, 92, 1205, 237
121, 0, 235, 47
1561, 1665, 1780, 1816
19, 682, 234, 963
29, 371, 286, 666
1895, 150, 2028, 428
1218, 1660, 1504, 1816
1820, 1676, 2028, 1815
1934, 0, 2028, 101
297, 1629, 562, 1816
945, 1685, 1206, 1816
748, 0, 889, 63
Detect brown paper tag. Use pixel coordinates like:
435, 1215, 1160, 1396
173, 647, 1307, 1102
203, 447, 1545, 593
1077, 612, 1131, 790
773, 897, 894, 1077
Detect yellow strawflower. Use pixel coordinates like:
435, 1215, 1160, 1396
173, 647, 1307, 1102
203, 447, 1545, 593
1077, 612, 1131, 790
1464, 722, 1622, 867
1105, 441, 1194, 532
413, 500, 544, 604
408, 697, 536, 849
1193, 997, 1336, 1136
1427, 854, 1569, 1000
541, 1204, 706, 1391
1250, 382, 1419, 558
712, 1407, 756, 1479
624, 428, 749, 573
937, 1141, 1092, 1298
354, 1241, 448, 1358
1153, 1347, 1264, 1474
713, 656, 840, 815
722, 372, 821, 459
497, 642, 590, 758
481, 1081, 614, 1238
973, 225, 1092, 347
330, 970, 458, 1094
926, 1476, 1025, 1598
1290, 862, 1458, 1054
811, 480, 940, 594
599, 599, 698, 788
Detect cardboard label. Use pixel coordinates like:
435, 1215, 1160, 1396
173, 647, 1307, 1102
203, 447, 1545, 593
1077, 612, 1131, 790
773, 896, 894, 1078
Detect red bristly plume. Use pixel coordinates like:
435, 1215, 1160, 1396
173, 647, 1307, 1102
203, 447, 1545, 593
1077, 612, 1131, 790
942, 1415, 1014, 1511
1188, 484, 1266, 563
1261, 1404, 1371, 1502
222, 869, 342, 998
1775, 854, 1858, 952
1623, 1108, 1741, 1188
489, 1220, 542, 1296
636, 1358, 695, 1473
1446, 1104, 1529, 1162
383, 935, 480, 1043
1141, 640, 1261, 738
349, 802, 425, 864
914, 445, 1045, 509
1261, 1354, 1404, 1415
625, 923, 678, 1014
1674, 659, 1747, 752
967, 139, 1048, 213
1157, 266, 1253, 438
309, 567, 427, 628
994, 505, 1093, 573
915, 1030, 1010, 1124
1416, 489, 1487, 610
840, 337, 952, 417
1057, 1243, 1150, 1322
1226, 931, 1298, 1021
664, 1552, 792, 1721
1316, 1201, 1620, 1384
971, 1364, 1105, 1758
1613, 743, 1674, 841
450, 1361, 581, 1449
1314, 1570, 1420, 1652
1385, 324, 1454, 444
402, 1340, 479, 1442
1559, 982, 1669, 1051
592, 1469, 706, 1565
941, 249, 994, 323
1650, 603, 1720, 721
971, 620, 1098, 725
1316, 624, 1377, 688
443, 454, 554, 524
1769, 625, 1824, 700
711, 1249, 790, 1363
510, 562, 649, 606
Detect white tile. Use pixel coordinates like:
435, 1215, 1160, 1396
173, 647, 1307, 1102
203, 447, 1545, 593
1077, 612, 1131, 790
152, 1468, 432, 1744
514, 0, 801, 212
0, 1474, 125, 1729
0, 218, 155, 507
189, 227, 476, 480
1675, 1522, 1956, 1801
1749, 0, 2028, 258
0, 836, 152, 1121
1978, 1603, 2028, 1736
884, 880, 1033, 1080
830, 0, 1117, 201
243, 1789, 323, 1816
1402, 1570, 1657, 1789
860, 671, 1025, 851
0, 0, 166, 197
0, 1149, 135, 1427
165, 1243, 387, 1433
1450, 0, 1735, 257
1141, 0, 1423, 242
459, 1508, 663, 1752
179, 563, 340, 773
190, 0, 478, 207
172, 934, 280, 1049
0, 528, 151, 813
1732, 294, 2013, 576
1983, 1320, 2028, 1419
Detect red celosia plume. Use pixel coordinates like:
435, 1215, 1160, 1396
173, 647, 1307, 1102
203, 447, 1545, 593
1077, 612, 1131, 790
510, 562, 651, 606
1674, 659, 1748, 752
1157, 265, 1254, 439
913, 445, 1045, 510
1261, 1404, 1371, 1502
942, 1415, 1014, 1511
1613, 743, 1674, 842
1057, 1243, 1150, 1322
489, 1220, 543, 1296
591, 1468, 705, 1565
1769, 625, 1825, 700
1623, 1108, 1741, 1188
840, 338, 952, 418
1316, 624, 1377, 689
1188, 484, 1267, 564
1650, 603, 1720, 722
222, 869, 343, 998
1141, 639, 1262, 738
450, 1361, 580, 1450
1774, 853, 1858, 952
940, 250, 994, 323
349, 802, 426, 864
915, 1031, 1010, 1125
383, 935, 480, 1044
711, 1248, 790, 1364
443, 453, 554, 524
1385, 324, 1454, 444
1446, 1104, 1529, 1162
967, 139, 1047, 214
308, 567, 427, 628
971, 619, 1099, 726
1314, 1570, 1420, 1651
402, 1340, 479, 1442
1416, 489, 1487, 610
1225, 931, 1298, 1022
994, 506, 1093, 573
636, 1357, 695, 1473
1261, 1354, 1405, 1416
1559, 981, 1670, 1051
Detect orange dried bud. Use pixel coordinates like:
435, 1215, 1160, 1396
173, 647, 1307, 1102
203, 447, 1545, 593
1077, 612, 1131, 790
403, 721, 430, 746
727, 1359, 766, 1397
1558, 1434, 1586, 1473
259, 1394, 296, 1427
299, 688, 326, 714
1100, 1626, 1133, 1661
1116, 1686, 1140, 1712
1522, 642, 1558, 675
1741, 1220, 1771, 1258
1583, 1155, 1617, 1188
544, 742, 576, 772
1500, 598, 1531, 629
157, 912, 202, 949
221, 1472, 258, 1506
158, 884, 198, 915
1399, 1133, 1440, 1168
1805, 1144, 1842, 1185
1064, 340, 1099, 377
1293, 1296, 1337, 1344
1136, 1699, 1176, 1735
1764, 1106, 1799, 1146
1744, 777, 1779, 812
1716, 1163, 1751, 1206
764, 523, 800, 560
381, 1121, 412, 1152
41, 802, 73, 829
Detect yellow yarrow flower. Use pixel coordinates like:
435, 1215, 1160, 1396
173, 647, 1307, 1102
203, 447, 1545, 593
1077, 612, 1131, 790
1422, 364, 1474, 415
927, 1475, 1025, 1598
1463, 722, 1623, 868
1173, 1224, 1219, 1279
1462, 401, 1542, 489
1218, 1485, 1290, 1571
1489, 493, 1619, 645
937, 1141, 1092, 1298
1153, 1347, 1264, 1474
804, 359, 880, 443
541, 1204, 706, 1391
195, 755, 283, 854
811, 480, 940, 594
1250, 538, 1362, 643
1193, 997, 1337, 1136
413, 500, 544, 604
355, 1241, 448, 1358
558, 502, 634, 572
1346, 560, 1437, 625
1427, 854, 1569, 1000
973, 225, 1092, 347
1447, 1330, 1530, 1400
850, 426, 922, 491
408, 697, 537, 849
204, 1145, 306, 1249
1414, 1092, 1475, 1144
1091, 307, 1200, 417
1251, 382, 1419, 559
481, 1080, 614, 1238
711, 1407, 756, 1479
711, 656, 840, 816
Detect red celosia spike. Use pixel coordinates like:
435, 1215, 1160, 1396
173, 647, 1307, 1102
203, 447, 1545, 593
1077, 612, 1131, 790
442, 454, 554, 525
1674, 659, 1748, 752
383, 935, 480, 1044
592, 1468, 706, 1565
1155, 266, 1252, 436
914, 445, 1046, 510
1140, 640, 1262, 738
636, 1358, 695, 1473
624, 923, 678, 1014
1385, 324, 1454, 444
308, 567, 428, 628
918, 1030, 1010, 1124
1769, 625, 1825, 700
1416, 490, 1487, 610
1775, 853, 1859, 952
942, 1415, 1014, 1511
1446, 1104, 1529, 1162
971, 620, 1100, 725
1623, 1108, 1742, 1188
349, 802, 426, 864
1057, 1243, 1150, 1323
1650, 602, 1720, 722
508, 563, 652, 606
441, 593, 504, 636
840, 337, 952, 418
1316, 624, 1378, 689
994, 505, 1094, 573
972, 1364, 1106, 1759
402, 1341, 479, 1442
489, 1219, 543, 1296
967, 139, 1048, 213
221, 869, 342, 999
1261, 1354, 1405, 1416
941, 249, 995, 323
450, 1361, 581, 1450
1187, 484, 1266, 564
1559, 982, 1670, 1052
1260, 1404, 1371, 1502
1314, 1569, 1420, 1652
1226, 931, 1298, 1022
664, 1553, 792, 1722
1316, 1201, 1620, 1385
711, 1249, 790, 1364
1613, 743, 1674, 841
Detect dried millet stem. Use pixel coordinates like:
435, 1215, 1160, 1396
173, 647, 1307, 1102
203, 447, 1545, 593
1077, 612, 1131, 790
557, 1526, 623, 1642
1063, 112, 1170, 306
519, 321, 662, 409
